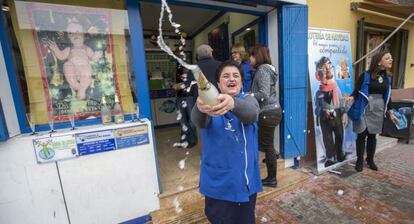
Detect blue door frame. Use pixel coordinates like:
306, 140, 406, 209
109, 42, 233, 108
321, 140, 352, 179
278, 4, 308, 159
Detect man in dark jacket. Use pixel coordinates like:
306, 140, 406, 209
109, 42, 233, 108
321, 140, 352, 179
194, 44, 222, 90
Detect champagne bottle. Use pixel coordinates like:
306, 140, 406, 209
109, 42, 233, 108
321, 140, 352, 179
195, 68, 220, 107
101, 96, 112, 125
113, 94, 124, 124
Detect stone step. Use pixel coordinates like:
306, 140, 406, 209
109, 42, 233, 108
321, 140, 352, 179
377, 135, 398, 153
159, 159, 285, 205
150, 167, 309, 224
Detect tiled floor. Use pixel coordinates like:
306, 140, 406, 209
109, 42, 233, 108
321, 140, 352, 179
154, 126, 201, 195
255, 143, 414, 224
153, 126, 414, 224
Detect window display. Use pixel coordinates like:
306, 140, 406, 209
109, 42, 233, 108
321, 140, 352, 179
6, 0, 135, 126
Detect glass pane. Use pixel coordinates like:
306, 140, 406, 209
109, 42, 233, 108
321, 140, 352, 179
4, 0, 136, 126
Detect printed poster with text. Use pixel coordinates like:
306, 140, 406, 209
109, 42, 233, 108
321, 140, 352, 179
308, 28, 356, 172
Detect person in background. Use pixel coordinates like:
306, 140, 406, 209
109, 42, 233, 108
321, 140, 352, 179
249, 44, 282, 188
191, 60, 262, 224
174, 64, 197, 148
194, 44, 222, 90
231, 43, 253, 93
347, 46, 399, 172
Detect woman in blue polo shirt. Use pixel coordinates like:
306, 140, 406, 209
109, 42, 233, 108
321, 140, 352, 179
191, 60, 262, 224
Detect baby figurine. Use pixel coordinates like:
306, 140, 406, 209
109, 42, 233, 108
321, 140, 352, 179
48, 20, 102, 100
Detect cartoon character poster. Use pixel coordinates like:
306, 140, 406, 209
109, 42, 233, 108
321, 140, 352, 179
308, 28, 356, 172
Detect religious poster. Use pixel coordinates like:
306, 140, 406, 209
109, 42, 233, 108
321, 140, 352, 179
10, 1, 135, 125
308, 28, 356, 172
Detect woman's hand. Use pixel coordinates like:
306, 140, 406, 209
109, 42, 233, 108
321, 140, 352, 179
342, 113, 349, 127
343, 96, 354, 105
210, 94, 235, 116
47, 40, 59, 52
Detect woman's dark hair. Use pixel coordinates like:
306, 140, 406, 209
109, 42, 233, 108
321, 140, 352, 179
215, 60, 244, 83
248, 44, 272, 67
367, 44, 391, 79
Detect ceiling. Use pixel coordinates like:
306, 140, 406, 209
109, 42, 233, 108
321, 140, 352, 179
140, 1, 221, 36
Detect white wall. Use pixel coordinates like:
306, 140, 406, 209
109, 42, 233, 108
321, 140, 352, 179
0, 121, 160, 224
0, 43, 20, 137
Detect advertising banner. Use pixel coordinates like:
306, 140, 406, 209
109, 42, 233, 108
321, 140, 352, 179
308, 28, 356, 172
33, 134, 77, 163
114, 124, 149, 149
75, 129, 116, 156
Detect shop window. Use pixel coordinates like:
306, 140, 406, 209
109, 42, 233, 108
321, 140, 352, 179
208, 23, 229, 62
2, 0, 137, 132
356, 20, 409, 88
231, 19, 260, 52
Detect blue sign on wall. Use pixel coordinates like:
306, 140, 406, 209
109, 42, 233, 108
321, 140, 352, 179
76, 130, 116, 156
115, 125, 149, 149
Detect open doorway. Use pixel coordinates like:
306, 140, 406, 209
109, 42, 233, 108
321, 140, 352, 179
139, 1, 262, 194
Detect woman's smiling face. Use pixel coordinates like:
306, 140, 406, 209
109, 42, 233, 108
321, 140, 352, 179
379, 53, 393, 69
218, 66, 242, 97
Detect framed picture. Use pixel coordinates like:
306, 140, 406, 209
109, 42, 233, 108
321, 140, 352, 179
28, 3, 118, 121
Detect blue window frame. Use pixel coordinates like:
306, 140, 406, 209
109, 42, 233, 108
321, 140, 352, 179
0, 100, 9, 141
0, 1, 142, 134
0, 0, 269, 136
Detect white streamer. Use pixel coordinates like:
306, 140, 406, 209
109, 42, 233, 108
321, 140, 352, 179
157, 0, 201, 78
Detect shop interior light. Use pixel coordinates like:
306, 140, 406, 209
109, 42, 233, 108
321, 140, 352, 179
1, 4, 10, 11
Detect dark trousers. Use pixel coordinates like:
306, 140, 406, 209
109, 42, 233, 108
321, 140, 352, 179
319, 109, 344, 160
176, 96, 197, 147
258, 109, 282, 179
356, 129, 377, 163
205, 194, 257, 224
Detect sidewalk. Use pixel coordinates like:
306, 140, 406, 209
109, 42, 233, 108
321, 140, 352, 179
255, 142, 414, 223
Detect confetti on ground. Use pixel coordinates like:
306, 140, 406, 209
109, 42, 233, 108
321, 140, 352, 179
173, 197, 183, 213
178, 157, 187, 170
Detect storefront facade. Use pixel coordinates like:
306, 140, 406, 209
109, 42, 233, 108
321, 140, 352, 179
304, 0, 413, 165
309, 0, 414, 88
0, 0, 308, 223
